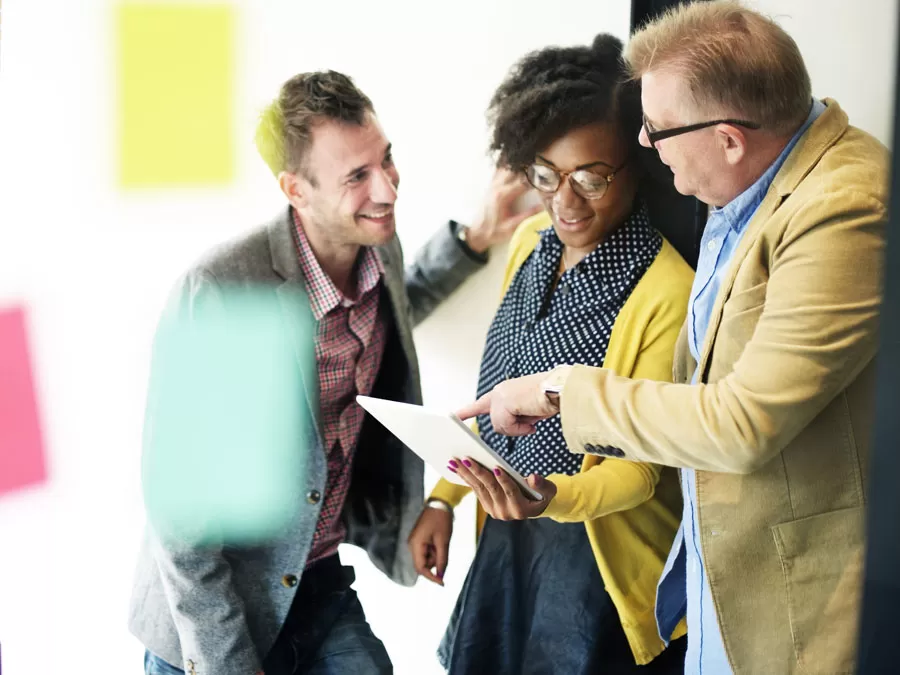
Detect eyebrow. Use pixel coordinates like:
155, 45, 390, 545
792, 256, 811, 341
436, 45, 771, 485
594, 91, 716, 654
536, 154, 615, 171
344, 143, 393, 181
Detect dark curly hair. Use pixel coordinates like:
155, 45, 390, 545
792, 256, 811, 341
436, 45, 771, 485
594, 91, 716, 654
487, 34, 642, 172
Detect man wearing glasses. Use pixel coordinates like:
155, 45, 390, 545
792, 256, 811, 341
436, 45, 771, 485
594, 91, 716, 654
458, 3, 887, 674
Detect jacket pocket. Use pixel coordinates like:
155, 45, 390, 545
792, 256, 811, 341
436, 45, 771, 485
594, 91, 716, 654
771, 506, 864, 674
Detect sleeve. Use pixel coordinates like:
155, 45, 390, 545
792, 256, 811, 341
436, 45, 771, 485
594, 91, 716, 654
560, 191, 885, 473
405, 221, 489, 326
542, 271, 689, 522
428, 478, 472, 507
143, 270, 263, 675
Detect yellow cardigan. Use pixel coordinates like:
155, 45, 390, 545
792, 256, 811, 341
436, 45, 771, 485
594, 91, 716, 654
429, 211, 692, 665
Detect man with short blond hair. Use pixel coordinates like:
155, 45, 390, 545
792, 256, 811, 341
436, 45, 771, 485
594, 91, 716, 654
461, 3, 888, 673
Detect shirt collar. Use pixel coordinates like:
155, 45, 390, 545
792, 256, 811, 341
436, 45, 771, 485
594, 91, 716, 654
715, 98, 826, 234
292, 208, 384, 321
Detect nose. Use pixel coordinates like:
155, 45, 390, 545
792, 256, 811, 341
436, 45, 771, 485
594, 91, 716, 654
370, 166, 398, 204
552, 178, 584, 211
638, 125, 652, 149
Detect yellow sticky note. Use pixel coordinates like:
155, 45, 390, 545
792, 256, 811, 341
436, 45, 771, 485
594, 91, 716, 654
117, 3, 234, 186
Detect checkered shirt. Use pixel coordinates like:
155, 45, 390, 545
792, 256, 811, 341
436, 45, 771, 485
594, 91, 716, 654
292, 209, 387, 566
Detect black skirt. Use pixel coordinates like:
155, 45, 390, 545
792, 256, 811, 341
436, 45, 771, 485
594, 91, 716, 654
438, 516, 686, 675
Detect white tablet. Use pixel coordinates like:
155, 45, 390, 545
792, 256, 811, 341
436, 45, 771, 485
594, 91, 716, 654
356, 395, 543, 501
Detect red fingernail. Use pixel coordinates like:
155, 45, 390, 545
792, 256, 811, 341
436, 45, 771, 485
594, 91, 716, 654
448, 459, 459, 469
494, 468, 502, 476
448, 465, 457, 473
438, 571, 444, 579
462, 459, 472, 468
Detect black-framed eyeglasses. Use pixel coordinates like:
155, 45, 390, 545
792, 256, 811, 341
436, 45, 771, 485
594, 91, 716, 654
642, 115, 761, 146
524, 158, 628, 201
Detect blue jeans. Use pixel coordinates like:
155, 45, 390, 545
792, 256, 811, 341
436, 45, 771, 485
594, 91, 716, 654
144, 557, 392, 675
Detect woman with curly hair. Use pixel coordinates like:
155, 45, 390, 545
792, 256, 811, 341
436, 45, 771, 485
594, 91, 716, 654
407, 34, 691, 674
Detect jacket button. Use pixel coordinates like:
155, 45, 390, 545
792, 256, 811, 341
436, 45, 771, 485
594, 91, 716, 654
585, 443, 597, 453
282, 574, 298, 588
306, 490, 321, 504
610, 447, 625, 457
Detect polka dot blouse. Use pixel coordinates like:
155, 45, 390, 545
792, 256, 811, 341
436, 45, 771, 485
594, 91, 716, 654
476, 206, 662, 478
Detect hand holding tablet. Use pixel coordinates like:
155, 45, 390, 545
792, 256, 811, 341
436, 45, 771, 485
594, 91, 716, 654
447, 455, 557, 521
356, 395, 543, 501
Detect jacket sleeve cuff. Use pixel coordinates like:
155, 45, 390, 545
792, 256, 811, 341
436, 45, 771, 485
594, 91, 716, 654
450, 220, 490, 264
560, 364, 615, 455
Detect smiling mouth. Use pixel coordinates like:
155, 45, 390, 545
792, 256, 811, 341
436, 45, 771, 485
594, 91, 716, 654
358, 208, 394, 222
555, 214, 593, 228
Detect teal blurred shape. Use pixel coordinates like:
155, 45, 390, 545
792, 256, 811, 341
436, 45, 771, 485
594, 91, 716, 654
143, 283, 315, 546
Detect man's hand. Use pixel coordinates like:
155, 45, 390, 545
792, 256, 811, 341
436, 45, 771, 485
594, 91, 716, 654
464, 168, 543, 254
451, 459, 556, 520
456, 370, 564, 436
407, 505, 453, 586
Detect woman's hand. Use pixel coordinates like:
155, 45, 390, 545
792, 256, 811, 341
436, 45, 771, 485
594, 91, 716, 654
464, 168, 543, 253
407, 504, 453, 586
450, 458, 557, 520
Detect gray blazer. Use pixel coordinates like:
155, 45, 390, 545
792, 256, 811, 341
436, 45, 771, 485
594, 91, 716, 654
128, 207, 485, 674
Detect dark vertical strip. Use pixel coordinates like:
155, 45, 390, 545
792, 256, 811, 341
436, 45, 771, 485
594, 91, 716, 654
857, 7, 900, 673
629, 0, 707, 268
631, 0, 684, 29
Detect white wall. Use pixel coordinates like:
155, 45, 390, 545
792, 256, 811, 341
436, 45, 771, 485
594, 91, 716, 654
0, 1, 630, 674
746, 0, 897, 145
0, 1, 894, 674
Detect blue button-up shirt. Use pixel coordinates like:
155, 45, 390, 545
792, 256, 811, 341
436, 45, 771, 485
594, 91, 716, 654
655, 100, 825, 674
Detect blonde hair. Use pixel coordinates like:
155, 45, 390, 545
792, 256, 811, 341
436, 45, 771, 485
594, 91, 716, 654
625, 1, 811, 135
255, 100, 286, 177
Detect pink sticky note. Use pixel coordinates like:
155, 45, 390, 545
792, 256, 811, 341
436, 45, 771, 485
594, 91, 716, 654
0, 306, 48, 496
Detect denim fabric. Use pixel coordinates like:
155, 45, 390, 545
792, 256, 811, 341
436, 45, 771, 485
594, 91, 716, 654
441, 517, 686, 674
144, 651, 185, 675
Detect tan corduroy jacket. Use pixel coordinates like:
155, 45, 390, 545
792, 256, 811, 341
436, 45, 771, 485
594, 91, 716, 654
559, 99, 887, 674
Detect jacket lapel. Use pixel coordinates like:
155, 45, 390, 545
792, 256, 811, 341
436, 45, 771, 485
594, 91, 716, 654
376, 238, 419, 382
695, 100, 849, 381
268, 208, 322, 441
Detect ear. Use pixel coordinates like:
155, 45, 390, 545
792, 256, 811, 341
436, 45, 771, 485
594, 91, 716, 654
278, 171, 309, 210
716, 124, 747, 166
